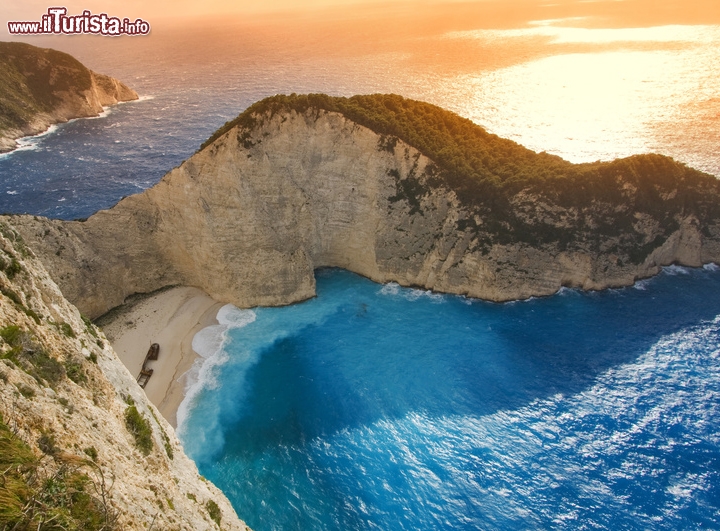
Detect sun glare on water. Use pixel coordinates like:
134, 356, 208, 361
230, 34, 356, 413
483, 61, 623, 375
441, 22, 720, 174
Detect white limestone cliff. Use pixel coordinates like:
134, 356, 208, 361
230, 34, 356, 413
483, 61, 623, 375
8, 107, 720, 318
0, 221, 248, 531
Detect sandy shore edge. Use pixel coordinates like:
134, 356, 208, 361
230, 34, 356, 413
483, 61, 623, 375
97, 286, 222, 427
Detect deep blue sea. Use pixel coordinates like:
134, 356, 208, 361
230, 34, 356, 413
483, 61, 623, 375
2, 7, 720, 530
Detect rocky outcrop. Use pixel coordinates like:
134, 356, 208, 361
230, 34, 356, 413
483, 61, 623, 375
0, 41, 138, 152
8, 100, 720, 318
0, 222, 248, 530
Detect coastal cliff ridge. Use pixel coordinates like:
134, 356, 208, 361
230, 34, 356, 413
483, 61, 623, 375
0, 41, 138, 152
7, 93, 720, 319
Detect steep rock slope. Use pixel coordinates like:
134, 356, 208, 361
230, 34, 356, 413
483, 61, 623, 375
0, 222, 248, 530
0, 41, 138, 152
10, 94, 720, 318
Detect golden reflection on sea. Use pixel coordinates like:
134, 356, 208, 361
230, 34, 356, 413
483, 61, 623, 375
16, 5, 720, 178
439, 23, 720, 176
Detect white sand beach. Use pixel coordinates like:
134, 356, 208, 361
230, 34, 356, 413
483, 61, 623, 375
98, 286, 222, 427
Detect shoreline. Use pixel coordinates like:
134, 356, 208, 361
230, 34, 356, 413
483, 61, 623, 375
98, 286, 222, 427
0, 96, 152, 156
95, 263, 720, 429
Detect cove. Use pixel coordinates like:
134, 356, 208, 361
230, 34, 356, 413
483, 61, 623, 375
178, 266, 720, 530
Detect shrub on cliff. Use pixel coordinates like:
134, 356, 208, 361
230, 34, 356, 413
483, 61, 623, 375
124, 399, 153, 456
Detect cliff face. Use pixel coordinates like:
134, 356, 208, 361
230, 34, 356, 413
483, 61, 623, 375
9, 104, 720, 318
0, 41, 138, 152
0, 222, 247, 530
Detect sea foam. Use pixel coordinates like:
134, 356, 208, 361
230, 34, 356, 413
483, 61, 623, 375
0, 124, 61, 159
176, 305, 256, 432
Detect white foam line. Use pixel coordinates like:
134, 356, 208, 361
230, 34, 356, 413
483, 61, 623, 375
0, 124, 61, 159
176, 305, 256, 431
0, 96, 153, 159
378, 282, 446, 303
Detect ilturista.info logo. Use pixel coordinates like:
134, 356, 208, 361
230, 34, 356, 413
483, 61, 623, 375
8, 7, 150, 36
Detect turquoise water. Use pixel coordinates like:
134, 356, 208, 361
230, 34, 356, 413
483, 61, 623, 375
2, 9, 719, 529
179, 267, 720, 530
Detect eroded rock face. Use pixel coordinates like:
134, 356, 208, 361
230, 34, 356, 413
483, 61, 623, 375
9, 108, 720, 318
0, 222, 247, 531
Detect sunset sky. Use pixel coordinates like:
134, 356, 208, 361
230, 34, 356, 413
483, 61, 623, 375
4, 0, 719, 27
6, 0, 431, 22
2, 0, 718, 177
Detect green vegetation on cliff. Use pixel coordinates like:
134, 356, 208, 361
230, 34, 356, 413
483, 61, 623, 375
203, 93, 572, 188
0, 42, 93, 135
0, 414, 118, 530
124, 397, 153, 456
204, 93, 720, 261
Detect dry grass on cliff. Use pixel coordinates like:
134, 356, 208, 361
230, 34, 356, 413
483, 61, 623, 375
0, 413, 119, 531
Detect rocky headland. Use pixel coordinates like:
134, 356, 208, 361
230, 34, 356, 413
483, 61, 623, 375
0, 41, 138, 152
2, 87, 720, 530
7, 94, 720, 319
